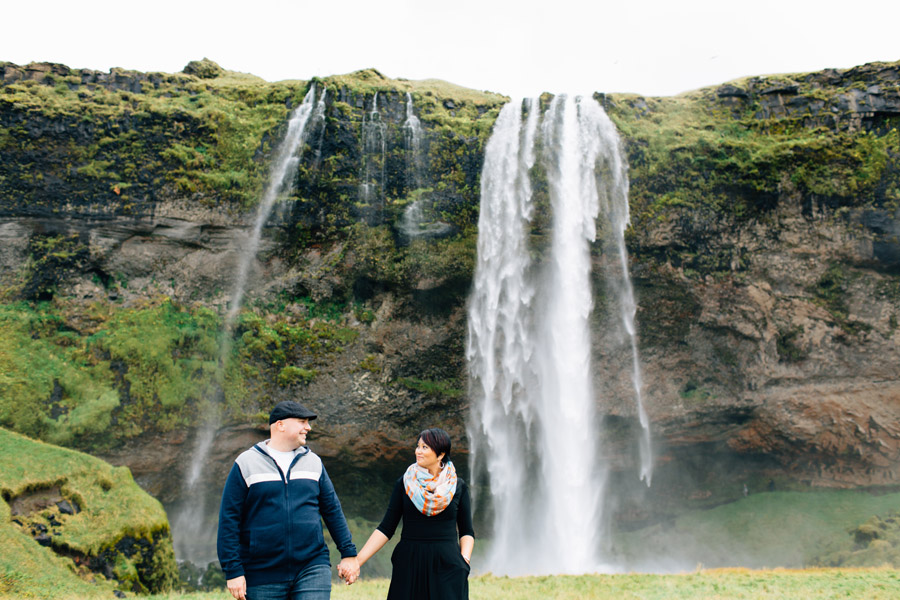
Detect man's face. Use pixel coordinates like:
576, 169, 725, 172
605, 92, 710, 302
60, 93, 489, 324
280, 417, 312, 447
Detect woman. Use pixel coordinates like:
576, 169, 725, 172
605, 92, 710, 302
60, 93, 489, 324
353, 428, 474, 599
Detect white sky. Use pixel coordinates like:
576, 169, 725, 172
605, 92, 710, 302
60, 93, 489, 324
3, 0, 899, 98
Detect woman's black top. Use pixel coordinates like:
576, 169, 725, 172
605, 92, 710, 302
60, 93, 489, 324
376, 477, 474, 600
377, 477, 474, 541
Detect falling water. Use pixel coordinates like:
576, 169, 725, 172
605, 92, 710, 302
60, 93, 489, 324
587, 102, 654, 485
468, 95, 650, 575
398, 92, 450, 239
171, 85, 326, 565
467, 98, 540, 573
403, 91, 424, 190
360, 92, 385, 207
225, 86, 326, 328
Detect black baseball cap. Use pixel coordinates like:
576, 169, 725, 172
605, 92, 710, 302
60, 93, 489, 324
268, 401, 318, 424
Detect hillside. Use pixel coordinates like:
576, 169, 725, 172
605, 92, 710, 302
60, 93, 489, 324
0, 427, 177, 596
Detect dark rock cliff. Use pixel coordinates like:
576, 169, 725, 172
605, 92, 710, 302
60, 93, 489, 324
1, 59, 899, 528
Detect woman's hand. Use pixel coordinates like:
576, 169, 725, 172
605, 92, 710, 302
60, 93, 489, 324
459, 534, 474, 567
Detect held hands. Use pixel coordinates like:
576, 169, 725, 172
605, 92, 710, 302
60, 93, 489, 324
337, 556, 360, 585
226, 575, 247, 600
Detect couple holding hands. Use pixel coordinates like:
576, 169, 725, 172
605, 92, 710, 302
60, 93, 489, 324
217, 401, 474, 600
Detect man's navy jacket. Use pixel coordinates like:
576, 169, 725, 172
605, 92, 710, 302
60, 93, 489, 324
217, 442, 357, 584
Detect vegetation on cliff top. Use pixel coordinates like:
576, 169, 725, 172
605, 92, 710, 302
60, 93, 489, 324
0, 427, 178, 596
607, 60, 900, 225
602, 61, 900, 285
0, 60, 310, 210
0, 60, 504, 232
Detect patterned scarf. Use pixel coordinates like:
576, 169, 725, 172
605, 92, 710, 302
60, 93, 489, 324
403, 460, 458, 516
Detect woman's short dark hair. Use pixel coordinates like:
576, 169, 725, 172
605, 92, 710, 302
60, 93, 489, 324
418, 428, 452, 465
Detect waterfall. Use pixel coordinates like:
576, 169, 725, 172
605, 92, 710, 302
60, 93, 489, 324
170, 84, 326, 566
360, 92, 385, 210
587, 102, 654, 485
467, 98, 540, 575
467, 95, 650, 576
403, 91, 424, 190
398, 92, 450, 239
225, 85, 326, 328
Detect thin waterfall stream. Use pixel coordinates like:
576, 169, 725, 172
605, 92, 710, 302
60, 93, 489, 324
360, 92, 385, 208
467, 95, 651, 575
398, 92, 450, 239
171, 85, 326, 565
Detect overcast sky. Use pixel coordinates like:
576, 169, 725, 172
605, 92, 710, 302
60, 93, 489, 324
3, 0, 899, 98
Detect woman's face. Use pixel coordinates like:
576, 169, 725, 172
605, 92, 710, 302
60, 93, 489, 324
415, 438, 444, 472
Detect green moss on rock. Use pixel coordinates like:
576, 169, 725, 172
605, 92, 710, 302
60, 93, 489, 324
0, 427, 178, 596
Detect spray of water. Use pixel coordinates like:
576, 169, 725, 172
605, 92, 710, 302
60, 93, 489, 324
171, 85, 326, 565
468, 95, 650, 575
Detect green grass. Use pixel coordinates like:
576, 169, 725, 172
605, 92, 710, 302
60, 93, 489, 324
136, 569, 900, 600
0, 298, 221, 449
613, 490, 900, 569
0, 427, 178, 596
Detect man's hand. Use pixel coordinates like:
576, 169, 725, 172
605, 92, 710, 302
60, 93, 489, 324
337, 556, 360, 584
226, 575, 247, 600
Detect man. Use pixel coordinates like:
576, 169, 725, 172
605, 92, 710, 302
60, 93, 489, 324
217, 400, 360, 599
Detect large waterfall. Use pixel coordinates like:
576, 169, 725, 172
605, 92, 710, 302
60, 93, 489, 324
467, 95, 651, 575
171, 85, 326, 565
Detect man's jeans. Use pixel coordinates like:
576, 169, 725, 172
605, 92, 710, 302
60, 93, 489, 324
246, 563, 332, 600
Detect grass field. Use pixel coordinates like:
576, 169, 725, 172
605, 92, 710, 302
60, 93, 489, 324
137, 568, 900, 600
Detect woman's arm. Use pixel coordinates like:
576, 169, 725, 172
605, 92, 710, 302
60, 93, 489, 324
459, 534, 474, 564
356, 478, 405, 569
356, 529, 390, 567
456, 480, 475, 564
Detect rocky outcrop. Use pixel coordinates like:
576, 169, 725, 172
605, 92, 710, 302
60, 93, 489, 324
714, 61, 900, 130
0, 428, 178, 595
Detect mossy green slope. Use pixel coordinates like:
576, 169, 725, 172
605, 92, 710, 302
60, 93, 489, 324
0, 427, 178, 596
0, 295, 366, 453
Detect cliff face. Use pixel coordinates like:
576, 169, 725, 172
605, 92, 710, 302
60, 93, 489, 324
603, 61, 900, 514
1, 59, 899, 525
